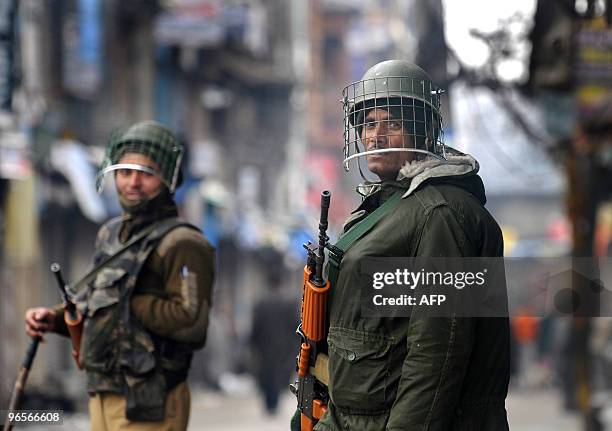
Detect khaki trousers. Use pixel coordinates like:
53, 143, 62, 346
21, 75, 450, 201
89, 381, 190, 431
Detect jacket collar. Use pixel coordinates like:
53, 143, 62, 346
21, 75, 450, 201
397, 147, 479, 197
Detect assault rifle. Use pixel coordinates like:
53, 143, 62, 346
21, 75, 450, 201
50, 263, 83, 369
4, 263, 83, 431
290, 190, 331, 431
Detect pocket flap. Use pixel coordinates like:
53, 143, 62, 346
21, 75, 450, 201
92, 267, 128, 289
86, 267, 127, 315
328, 326, 392, 361
87, 289, 120, 316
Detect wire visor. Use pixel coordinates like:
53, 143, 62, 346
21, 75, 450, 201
342, 75, 446, 173
96, 163, 161, 193
96, 127, 184, 194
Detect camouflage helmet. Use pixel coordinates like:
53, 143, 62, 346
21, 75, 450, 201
342, 60, 446, 173
96, 121, 184, 193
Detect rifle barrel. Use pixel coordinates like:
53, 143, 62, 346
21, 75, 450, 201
314, 191, 331, 283
50, 263, 78, 320
51, 263, 68, 299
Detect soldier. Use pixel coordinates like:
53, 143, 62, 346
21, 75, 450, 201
25, 121, 215, 430
311, 60, 510, 430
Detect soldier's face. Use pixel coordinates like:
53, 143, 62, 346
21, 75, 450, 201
115, 153, 163, 205
361, 108, 415, 181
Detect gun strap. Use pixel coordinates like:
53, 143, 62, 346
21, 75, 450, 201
327, 191, 403, 288
70, 218, 181, 294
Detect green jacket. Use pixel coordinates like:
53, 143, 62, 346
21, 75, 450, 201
316, 161, 509, 430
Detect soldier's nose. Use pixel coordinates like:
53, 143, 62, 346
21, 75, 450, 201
369, 136, 387, 150
128, 172, 143, 186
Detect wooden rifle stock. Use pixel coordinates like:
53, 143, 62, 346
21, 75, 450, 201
3, 336, 40, 431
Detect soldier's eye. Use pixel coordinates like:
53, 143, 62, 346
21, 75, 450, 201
388, 121, 401, 130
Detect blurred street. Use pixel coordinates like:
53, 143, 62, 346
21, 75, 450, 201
188, 386, 582, 431
34, 380, 582, 430
507, 390, 581, 431
1, 2, 611, 431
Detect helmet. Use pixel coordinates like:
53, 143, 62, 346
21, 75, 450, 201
342, 60, 446, 174
96, 121, 184, 193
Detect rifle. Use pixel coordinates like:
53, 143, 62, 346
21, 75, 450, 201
50, 263, 83, 369
290, 190, 331, 431
3, 336, 40, 431
3, 263, 82, 430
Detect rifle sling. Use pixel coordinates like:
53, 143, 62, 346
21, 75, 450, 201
70, 219, 173, 294
327, 191, 403, 288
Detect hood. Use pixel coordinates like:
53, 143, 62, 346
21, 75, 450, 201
398, 147, 487, 205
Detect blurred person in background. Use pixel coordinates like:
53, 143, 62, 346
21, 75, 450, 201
510, 308, 539, 389
25, 121, 215, 431
250, 270, 299, 415
304, 60, 510, 431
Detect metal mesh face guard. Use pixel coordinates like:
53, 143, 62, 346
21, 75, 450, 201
96, 121, 184, 193
342, 61, 446, 174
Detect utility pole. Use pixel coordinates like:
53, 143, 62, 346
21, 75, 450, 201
402, 0, 450, 128
446, 1, 611, 427
529, 1, 612, 429
0, 0, 16, 411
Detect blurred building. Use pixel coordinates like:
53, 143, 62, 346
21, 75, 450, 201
0, 0, 305, 408
305, 0, 448, 223
5, 2, 599, 426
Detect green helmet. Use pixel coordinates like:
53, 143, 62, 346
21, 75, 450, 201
96, 121, 184, 193
342, 60, 445, 173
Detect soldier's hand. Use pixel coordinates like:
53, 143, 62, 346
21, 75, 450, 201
25, 307, 56, 340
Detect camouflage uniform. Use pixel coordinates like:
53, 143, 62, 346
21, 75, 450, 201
55, 195, 214, 429
53, 121, 215, 429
